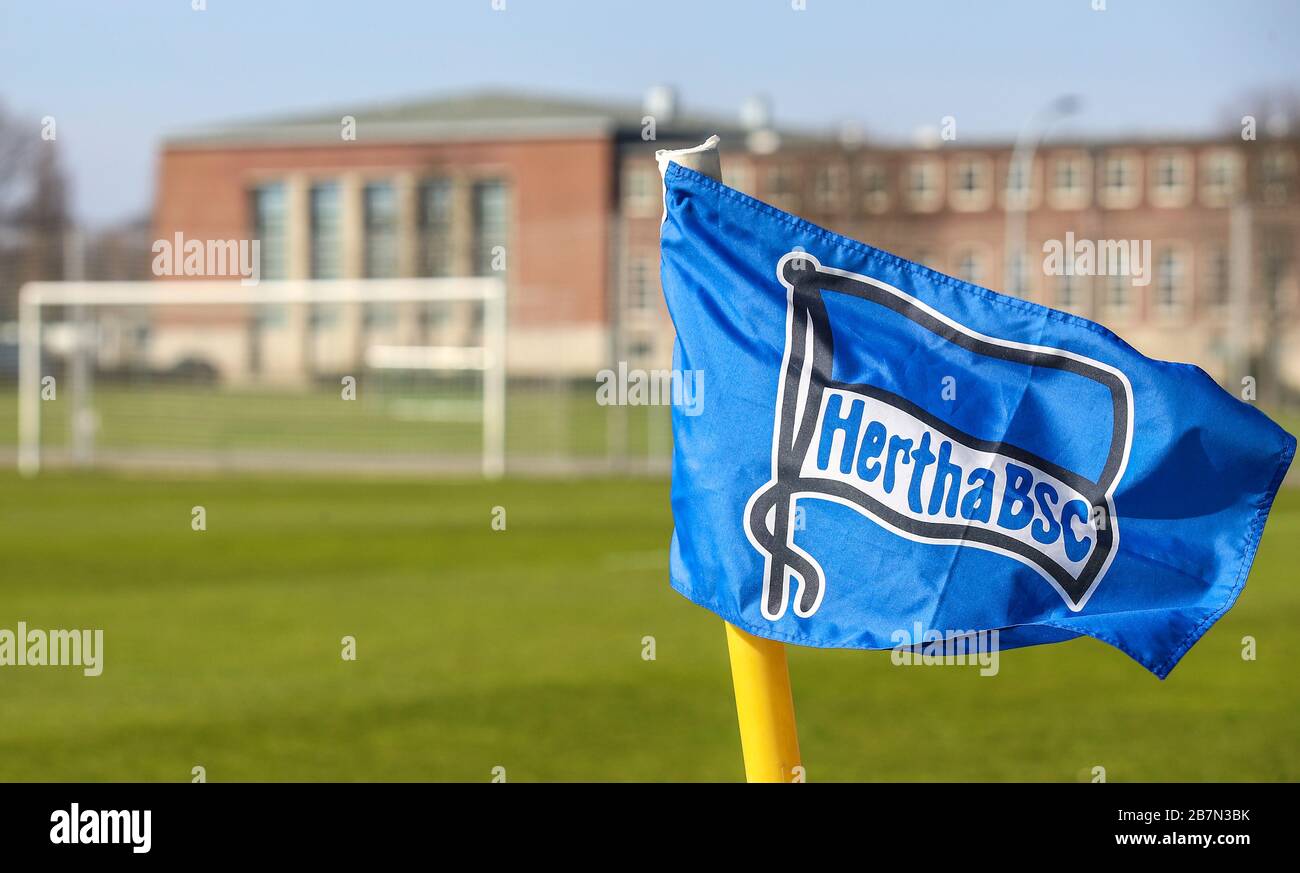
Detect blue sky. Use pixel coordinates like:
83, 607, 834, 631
2, 0, 1297, 225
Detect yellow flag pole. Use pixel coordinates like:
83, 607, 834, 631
724, 622, 802, 782
655, 135, 802, 782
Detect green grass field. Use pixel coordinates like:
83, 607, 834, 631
0, 384, 672, 461
0, 471, 1296, 782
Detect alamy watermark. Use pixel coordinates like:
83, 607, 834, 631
596, 362, 704, 416
0, 621, 103, 676
1042, 232, 1151, 287
152, 232, 261, 285
50, 804, 150, 853
890, 622, 1000, 676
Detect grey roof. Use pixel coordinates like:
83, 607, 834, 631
162, 88, 1286, 153
163, 88, 803, 148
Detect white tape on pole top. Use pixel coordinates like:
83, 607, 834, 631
655, 134, 722, 182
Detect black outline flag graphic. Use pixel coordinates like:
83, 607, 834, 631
743, 253, 1134, 621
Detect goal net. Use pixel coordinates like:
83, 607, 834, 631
15, 277, 506, 477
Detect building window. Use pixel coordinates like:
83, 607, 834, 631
1259, 148, 1295, 205
627, 338, 654, 361
812, 164, 848, 212
1200, 150, 1240, 207
1204, 245, 1229, 308
363, 181, 398, 279
1103, 155, 1131, 191
623, 167, 658, 217
950, 156, 992, 211
1004, 253, 1030, 298
418, 179, 453, 278
626, 257, 657, 314
765, 165, 800, 210
1056, 273, 1086, 312
1103, 273, 1131, 319
1003, 156, 1034, 209
420, 301, 449, 331
309, 305, 339, 329
1054, 157, 1082, 192
1100, 153, 1140, 208
1150, 152, 1192, 207
860, 163, 888, 213
309, 182, 342, 279
1154, 246, 1189, 316
363, 301, 397, 330
1261, 243, 1291, 312
471, 179, 509, 276
953, 247, 985, 284
361, 181, 398, 328
905, 159, 943, 212
1048, 153, 1089, 209
250, 182, 288, 281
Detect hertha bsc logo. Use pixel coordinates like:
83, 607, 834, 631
743, 253, 1134, 621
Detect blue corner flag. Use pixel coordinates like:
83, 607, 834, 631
658, 156, 1294, 678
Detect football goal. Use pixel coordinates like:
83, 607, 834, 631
15, 277, 506, 477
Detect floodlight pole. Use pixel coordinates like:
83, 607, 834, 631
1004, 96, 1081, 296
1227, 199, 1252, 395
657, 135, 803, 783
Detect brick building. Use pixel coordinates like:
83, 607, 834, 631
154, 88, 1300, 395
154, 89, 749, 382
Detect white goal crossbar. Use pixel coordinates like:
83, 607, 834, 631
17, 277, 508, 478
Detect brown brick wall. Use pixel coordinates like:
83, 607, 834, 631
152, 135, 616, 328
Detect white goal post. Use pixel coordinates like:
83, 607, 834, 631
17, 277, 507, 478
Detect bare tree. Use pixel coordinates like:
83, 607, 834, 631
0, 101, 42, 223
0, 100, 69, 319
